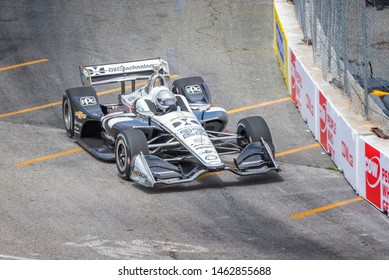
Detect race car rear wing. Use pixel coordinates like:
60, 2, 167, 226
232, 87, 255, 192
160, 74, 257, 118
79, 58, 170, 90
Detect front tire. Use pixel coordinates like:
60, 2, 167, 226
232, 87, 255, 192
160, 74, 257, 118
115, 129, 149, 180
236, 116, 275, 156
62, 95, 74, 138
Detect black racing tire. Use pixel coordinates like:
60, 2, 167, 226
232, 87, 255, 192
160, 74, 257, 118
115, 129, 149, 180
62, 94, 74, 138
236, 116, 275, 156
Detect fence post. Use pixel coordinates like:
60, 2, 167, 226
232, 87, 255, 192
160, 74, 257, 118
300, 0, 307, 42
361, 1, 369, 120
311, 0, 317, 61
342, 0, 350, 96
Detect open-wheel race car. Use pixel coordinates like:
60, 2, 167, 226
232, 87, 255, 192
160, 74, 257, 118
62, 58, 280, 187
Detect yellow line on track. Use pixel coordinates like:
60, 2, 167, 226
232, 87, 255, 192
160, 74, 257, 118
0, 101, 63, 118
289, 197, 363, 219
0, 59, 49, 72
16, 147, 84, 167
276, 143, 320, 157
0, 75, 178, 119
0, 83, 146, 118
227, 97, 291, 114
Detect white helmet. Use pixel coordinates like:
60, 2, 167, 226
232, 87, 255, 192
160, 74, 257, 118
152, 87, 177, 111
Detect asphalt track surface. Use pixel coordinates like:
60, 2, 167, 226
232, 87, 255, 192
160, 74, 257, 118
1, 0, 389, 260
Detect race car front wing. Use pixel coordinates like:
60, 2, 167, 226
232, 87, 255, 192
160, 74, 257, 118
130, 138, 280, 188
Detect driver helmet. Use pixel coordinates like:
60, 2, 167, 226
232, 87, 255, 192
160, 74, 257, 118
153, 87, 177, 111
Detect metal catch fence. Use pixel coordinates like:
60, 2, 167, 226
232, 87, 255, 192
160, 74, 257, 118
293, 0, 389, 132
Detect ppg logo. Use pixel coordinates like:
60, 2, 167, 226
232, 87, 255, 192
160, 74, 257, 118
80, 96, 97, 106
185, 85, 202, 94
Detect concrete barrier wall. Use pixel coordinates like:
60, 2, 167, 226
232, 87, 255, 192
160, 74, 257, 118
274, 0, 389, 215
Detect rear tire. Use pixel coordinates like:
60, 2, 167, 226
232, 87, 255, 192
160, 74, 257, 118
115, 129, 149, 180
236, 116, 275, 156
62, 95, 74, 138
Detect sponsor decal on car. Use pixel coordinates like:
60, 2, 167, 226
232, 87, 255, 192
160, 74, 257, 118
75, 111, 86, 119
205, 155, 218, 161
179, 127, 206, 139
80, 96, 97, 106
194, 145, 213, 150
185, 84, 202, 94
132, 170, 148, 184
172, 118, 199, 128
88, 67, 105, 76
200, 149, 214, 155
108, 64, 154, 74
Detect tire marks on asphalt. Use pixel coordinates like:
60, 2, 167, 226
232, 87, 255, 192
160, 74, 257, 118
64, 235, 208, 259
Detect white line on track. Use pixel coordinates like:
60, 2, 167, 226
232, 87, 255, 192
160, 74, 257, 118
0, 254, 34, 260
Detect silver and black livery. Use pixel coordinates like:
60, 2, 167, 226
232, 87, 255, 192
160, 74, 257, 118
62, 58, 280, 187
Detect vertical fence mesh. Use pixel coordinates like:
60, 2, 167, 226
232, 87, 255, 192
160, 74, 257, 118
292, 0, 389, 132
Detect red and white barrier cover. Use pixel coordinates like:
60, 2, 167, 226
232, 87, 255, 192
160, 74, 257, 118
321, 93, 341, 165
289, 47, 317, 137
289, 48, 295, 98
336, 115, 358, 190
318, 90, 330, 154
289, 45, 359, 191
358, 136, 389, 213
276, 1, 389, 215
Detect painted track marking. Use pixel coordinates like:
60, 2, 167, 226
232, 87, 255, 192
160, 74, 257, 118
16, 147, 84, 167
0, 253, 34, 260
0, 58, 48, 72
289, 197, 364, 219
276, 143, 320, 157
227, 97, 291, 114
